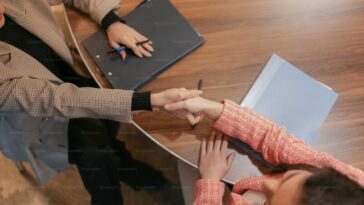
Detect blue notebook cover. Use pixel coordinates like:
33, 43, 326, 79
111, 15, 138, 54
231, 54, 338, 171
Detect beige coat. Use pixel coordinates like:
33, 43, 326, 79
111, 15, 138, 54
0, 0, 134, 184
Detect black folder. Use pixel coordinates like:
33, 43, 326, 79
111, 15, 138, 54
82, 0, 205, 90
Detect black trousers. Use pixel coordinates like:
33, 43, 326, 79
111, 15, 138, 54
68, 118, 124, 205
67, 118, 168, 205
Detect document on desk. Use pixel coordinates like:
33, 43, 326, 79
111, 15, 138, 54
230, 54, 338, 171
82, 0, 205, 90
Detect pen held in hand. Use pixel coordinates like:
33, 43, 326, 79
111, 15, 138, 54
197, 79, 203, 91
191, 79, 203, 129
107, 46, 126, 55
107, 40, 152, 57
136, 39, 151, 46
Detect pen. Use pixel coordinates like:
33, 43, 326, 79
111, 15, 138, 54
107, 40, 150, 56
136, 39, 151, 46
107, 46, 125, 55
197, 79, 203, 91
191, 79, 203, 128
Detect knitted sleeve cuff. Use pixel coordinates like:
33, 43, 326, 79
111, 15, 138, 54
101, 11, 126, 30
131, 92, 152, 111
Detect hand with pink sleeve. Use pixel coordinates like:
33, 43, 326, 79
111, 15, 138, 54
199, 131, 236, 181
194, 131, 236, 205
166, 96, 364, 190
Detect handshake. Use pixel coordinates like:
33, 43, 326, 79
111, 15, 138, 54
150, 88, 225, 125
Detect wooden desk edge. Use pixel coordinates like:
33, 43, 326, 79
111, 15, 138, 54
132, 121, 236, 184
62, 4, 235, 185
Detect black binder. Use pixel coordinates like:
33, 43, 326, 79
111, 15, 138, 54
82, 0, 205, 90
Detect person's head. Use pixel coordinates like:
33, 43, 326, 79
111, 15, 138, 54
0, 2, 5, 28
262, 168, 364, 205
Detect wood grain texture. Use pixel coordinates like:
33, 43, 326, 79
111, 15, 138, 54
67, 0, 364, 183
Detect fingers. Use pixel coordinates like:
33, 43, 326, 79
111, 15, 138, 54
193, 113, 204, 125
227, 152, 236, 168
179, 89, 203, 100
121, 37, 144, 58
135, 36, 153, 55
185, 112, 197, 125
143, 43, 154, 52
213, 132, 223, 151
136, 33, 154, 52
130, 43, 143, 58
107, 23, 154, 58
170, 110, 188, 120
200, 137, 206, 157
138, 45, 152, 57
207, 131, 215, 152
164, 101, 186, 111
131, 34, 152, 57
158, 87, 204, 127
110, 38, 136, 59
169, 110, 200, 125
164, 89, 203, 113
109, 41, 125, 59
121, 51, 127, 60
185, 112, 201, 126
109, 41, 120, 49
221, 135, 229, 152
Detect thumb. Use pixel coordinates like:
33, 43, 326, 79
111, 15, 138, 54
195, 113, 204, 123
227, 152, 236, 168
185, 112, 200, 125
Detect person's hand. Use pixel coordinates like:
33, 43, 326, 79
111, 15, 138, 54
107, 22, 154, 59
199, 131, 236, 181
151, 88, 202, 107
164, 97, 224, 120
151, 88, 203, 125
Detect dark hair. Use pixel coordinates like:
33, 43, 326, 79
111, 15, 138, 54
299, 167, 364, 205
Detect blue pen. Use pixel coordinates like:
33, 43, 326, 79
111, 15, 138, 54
115, 46, 125, 53
107, 46, 125, 55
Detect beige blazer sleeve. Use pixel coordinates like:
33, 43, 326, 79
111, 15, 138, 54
61, 0, 121, 24
0, 63, 133, 123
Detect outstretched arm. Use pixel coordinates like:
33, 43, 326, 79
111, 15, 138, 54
166, 97, 328, 166
166, 97, 364, 187
0, 64, 133, 122
0, 61, 201, 123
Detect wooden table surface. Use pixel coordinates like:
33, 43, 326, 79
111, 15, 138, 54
66, 0, 364, 183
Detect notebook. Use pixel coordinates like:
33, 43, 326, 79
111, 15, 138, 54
82, 0, 205, 90
230, 54, 338, 171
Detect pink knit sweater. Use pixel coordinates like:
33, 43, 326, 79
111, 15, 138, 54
194, 100, 364, 205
